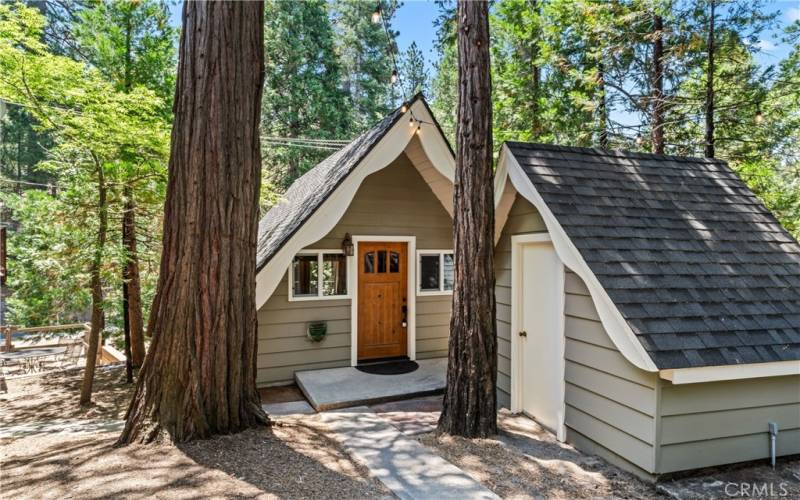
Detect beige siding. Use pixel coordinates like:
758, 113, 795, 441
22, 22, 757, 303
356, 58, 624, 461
563, 270, 659, 474
494, 195, 546, 408
256, 153, 454, 386
656, 375, 800, 473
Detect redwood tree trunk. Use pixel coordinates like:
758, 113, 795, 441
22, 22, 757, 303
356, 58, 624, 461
118, 1, 267, 444
651, 14, 665, 154
437, 0, 497, 438
80, 157, 108, 406
122, 187, 145, 368
704, 0, 715, 158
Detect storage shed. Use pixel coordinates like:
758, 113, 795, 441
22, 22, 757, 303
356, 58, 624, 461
494, 142, 800, 478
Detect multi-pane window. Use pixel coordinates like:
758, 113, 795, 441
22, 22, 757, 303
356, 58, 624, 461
290, 251, 348, 300
418, 251, 454, 294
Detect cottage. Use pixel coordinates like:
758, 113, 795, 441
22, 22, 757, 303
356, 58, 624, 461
255, 95, 800, 479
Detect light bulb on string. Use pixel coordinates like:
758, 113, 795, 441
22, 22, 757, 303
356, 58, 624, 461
371, 4, 381, 24
635, 134, 644, 147
755, 104, 764, 125
409, 116, 415, 126
415, 124, 421, 136
390, 69, 398, 84
401, 102, 408, 113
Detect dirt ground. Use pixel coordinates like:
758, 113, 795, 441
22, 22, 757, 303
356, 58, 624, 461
0, 368, 391, 500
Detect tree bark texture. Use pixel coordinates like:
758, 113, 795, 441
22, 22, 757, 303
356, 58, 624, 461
438, 0, 497, 438
118, 1, 267, 444
704, 1, 715, 158
597, 59, 609, 150
122, 187, 145, 368
80, 156, 108, 406
651, 14, 665, 154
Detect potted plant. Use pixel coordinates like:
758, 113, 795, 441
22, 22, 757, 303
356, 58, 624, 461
307, 321, 327, 342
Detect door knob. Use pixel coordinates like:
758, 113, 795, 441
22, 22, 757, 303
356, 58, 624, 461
519, 331, 527, 337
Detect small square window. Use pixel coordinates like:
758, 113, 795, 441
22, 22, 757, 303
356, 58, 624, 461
323, 254, 347, 296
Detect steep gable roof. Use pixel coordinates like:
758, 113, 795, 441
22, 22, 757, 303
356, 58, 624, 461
257, 99, 409, 271
506, 142, 800, 370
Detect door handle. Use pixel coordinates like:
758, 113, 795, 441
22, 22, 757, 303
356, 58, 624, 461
519, 331, 527, 337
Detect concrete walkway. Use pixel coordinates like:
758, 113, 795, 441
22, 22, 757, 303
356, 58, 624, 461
321, 406, 499, 500
296, 358, 447, 411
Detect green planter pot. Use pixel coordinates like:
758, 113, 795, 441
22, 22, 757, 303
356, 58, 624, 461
307, 322, 327, 342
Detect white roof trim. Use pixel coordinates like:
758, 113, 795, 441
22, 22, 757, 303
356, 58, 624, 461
498, 144, 659, 372
660, 360, 800, 384
255, 100, 455, 310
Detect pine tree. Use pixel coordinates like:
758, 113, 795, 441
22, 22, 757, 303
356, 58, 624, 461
262, 0, 350, 188
331, 0, 399, 131
399, 41, 429, 99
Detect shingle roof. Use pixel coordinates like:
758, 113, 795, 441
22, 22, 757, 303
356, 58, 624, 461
507, 142, 800, 369
256, 98, 412, 271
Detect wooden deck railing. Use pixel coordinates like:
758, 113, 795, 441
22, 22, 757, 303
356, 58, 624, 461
1, 323, 125, 364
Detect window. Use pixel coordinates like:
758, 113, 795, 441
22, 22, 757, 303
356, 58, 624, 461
290, 250, 348, 300
417, 250, 454, 295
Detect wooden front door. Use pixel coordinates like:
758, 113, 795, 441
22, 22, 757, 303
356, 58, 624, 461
358, 242, 408, 360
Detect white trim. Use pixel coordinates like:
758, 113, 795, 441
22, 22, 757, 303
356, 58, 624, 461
510, 233, 567, 442
350, 235, 417, 367
498, 145, 659, 372
660, 360, 800, 384
415, 249, 455, 296
287, 249, 351, 302
255, 99, 455, 310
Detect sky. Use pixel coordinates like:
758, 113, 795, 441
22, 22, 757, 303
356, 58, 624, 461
168, 0, 799, 85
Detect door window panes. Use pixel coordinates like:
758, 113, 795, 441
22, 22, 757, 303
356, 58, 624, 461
390, 251, 400, 273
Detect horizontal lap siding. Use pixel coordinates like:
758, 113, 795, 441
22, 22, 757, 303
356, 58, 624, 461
257, 154, 454, 386
494, 195, 545, 408
563, 270, 659, 473
657, 375, 800, 473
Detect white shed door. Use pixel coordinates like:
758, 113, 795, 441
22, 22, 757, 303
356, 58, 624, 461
519, 242, 563, 435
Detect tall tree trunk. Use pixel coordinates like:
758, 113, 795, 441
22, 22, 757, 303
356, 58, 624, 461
438, 0, 497, 438
120, 6, 145, 369
122, 188, 145, 368
527, 0, 540, 139
651, 14, 665, 154
80, 155, 108, 406
704, 0, 715, 158
597, 59, 609, 149
118, 1, 267, 444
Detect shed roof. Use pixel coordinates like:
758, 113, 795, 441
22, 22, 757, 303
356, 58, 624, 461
506, 142, 800, 369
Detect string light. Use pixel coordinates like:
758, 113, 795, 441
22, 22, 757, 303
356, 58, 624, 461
371, 4, 381, 24
635, 134, 644, 147
401, 102, 408, 113
390, 69, 398, 84
755, 104, 764, 125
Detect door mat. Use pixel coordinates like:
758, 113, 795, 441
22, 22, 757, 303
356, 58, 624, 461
356, 360, 419, 375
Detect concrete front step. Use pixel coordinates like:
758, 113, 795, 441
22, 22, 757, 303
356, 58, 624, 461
295, 357, 447, 411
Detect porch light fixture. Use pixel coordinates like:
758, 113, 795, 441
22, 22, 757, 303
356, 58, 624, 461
342, 233, 354, 256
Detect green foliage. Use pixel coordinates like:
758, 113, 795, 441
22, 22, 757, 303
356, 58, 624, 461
262, 0, 350, 187
1, 190, 90, 324
0, 3, 170, 326
399, 41, 429, 100
331, 0, 400, 130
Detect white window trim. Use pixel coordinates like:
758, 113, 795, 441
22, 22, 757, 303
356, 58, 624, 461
287, 249, 351, 302
416, 250, 454, 296
350, 235, 417, 366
